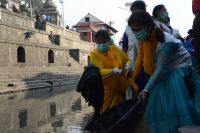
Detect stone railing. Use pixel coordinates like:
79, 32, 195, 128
0, 8, 93, 67
0, 8, 34, 29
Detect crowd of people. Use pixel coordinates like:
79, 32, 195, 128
85, 0, 200, 132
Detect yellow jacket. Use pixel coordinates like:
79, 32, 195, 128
90, 45, 130, 112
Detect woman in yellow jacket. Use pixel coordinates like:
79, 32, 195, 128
90, 30, 131, 113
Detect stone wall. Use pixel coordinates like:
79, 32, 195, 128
0, 8, 93, 67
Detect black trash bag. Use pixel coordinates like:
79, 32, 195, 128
77, 64, 145, 133
86, 97, 145, 133
77, 64, 104, 119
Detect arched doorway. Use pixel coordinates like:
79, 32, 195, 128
17, 46, 25, 63
48, 49, 54, 63
87, 55, 90, 65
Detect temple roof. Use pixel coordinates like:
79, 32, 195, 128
11, 0, 20, 3
43, 0, 57, 9
74, 13, 118, 33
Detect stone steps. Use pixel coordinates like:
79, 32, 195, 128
69, 56, 80, 65
0, 79, 80, 94
0, 56, 84, 93
0, 67, 83, 80
0, 76, 80, 94
0, 74, 82, 82
0, 73, 74, 80
0, 75, 80, 86
0, 82, 76, 94
0, 64, 83, 70
22, 76, 79, 86
0, 69, 82, 74
0, 67, 83, 73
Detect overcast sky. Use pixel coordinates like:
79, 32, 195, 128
54, 0, 194, 44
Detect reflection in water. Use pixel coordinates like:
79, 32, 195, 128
50, 102, 56, 117
52, 119, 63, 127
71, 98, 81, 111
0, 85, 93, 133
18, 110, 27, 128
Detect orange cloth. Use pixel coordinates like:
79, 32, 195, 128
132, 31, 157, 80
90, 45, 130, 112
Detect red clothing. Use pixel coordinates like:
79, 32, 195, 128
193, 0, 200, 14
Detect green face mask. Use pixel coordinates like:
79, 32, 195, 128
97, 42, 110, 52
158, 11, 169, 23
135, 30, 148, 41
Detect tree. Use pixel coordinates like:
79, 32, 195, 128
20, 0, 44, 17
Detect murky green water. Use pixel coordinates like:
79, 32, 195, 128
0, 84, 93, 133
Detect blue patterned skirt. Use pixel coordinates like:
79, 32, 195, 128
145, 67, 200, 133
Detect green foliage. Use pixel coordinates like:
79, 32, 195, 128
20, 0, 44, 17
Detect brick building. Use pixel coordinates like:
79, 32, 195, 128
73, 13, 117, 43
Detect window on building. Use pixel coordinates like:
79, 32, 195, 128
83, 32, 87, 36
17, 46, 25, 63
48, 49, 54, 63
85, 17, 90, 22
92, 32, 95, 42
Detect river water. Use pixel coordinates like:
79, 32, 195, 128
0, 84, 93, 133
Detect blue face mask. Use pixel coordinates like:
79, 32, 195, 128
159, 11, 169, 23
135, 30, 148, 41
97, 42, 110, 52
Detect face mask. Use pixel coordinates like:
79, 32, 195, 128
159, 11, 169, 23
97, 42, 110, 52
135, 30, 148, 41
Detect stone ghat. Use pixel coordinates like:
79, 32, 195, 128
0, 64, 83, 94
0, 8, 92, 94
0, 8, 93, 68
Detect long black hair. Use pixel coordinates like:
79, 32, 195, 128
128, 11, 165, 43
152, 4, 165, 18
130, 0, 146, 11
95, 30, 110, 42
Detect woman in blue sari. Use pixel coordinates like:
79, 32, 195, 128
128, 11, 200, 133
